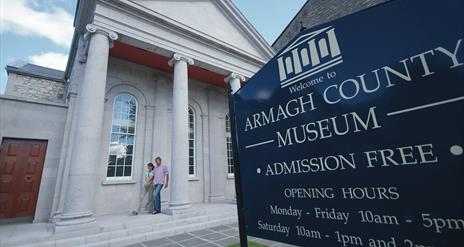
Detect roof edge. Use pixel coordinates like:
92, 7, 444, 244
6, 65, 66, 83
272, 0, 310, 47
219, 0, 275, 59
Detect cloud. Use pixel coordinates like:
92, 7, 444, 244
0, 0, 74, 47
29, 52, 68, 71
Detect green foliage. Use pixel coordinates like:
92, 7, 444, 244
228, 241, 268, 247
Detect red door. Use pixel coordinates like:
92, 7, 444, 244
0, 139, 47, 219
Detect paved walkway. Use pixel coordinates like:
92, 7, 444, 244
124, 222, 296, 247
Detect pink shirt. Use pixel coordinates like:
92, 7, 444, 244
153, 164, 168, 185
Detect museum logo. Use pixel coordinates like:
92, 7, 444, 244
277, 26, 343, 88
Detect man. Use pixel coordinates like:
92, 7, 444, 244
152, 156, 169, 214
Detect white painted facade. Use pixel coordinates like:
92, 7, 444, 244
0, 0, 273, 230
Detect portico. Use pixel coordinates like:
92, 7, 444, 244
47, 0, 274, 231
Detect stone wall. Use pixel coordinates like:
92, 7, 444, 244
5, 73, 66, 103
273, 0, 389, 51
0, 96, 68, 222
91, 57, 234, 216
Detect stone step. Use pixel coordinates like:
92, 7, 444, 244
41, 215, 237, 247
84, 216, 238, 247
97, 207, 236, 233
6, 210, 237, 247
100, 211, 236, 235
86, 212, 237, 245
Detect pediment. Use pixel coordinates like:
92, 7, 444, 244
128, 0, 273, 62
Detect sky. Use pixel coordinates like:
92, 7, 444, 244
0, 0, 306, 94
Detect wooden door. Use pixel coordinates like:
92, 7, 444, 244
0, 139, 47, 219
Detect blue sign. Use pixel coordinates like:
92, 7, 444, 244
232, 0, 464, 246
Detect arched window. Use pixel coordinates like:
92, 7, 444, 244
188, 107, 196, 177
225, 114, 234, 175
107, 93, 137, 179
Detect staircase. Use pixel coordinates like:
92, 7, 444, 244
1, 204, 238, 247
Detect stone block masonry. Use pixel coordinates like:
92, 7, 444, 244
273, 0, 389, 52
5, 73, 66, 103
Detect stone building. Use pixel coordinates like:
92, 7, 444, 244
272, 0, 389, 52
0, 0, 273, 232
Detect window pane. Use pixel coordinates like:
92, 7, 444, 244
120, 126, 128, 134
116, 157, 124, 166
112, 125, 119, 133
125, 155, 132, 166
129, 114, 136, 121
115, 102, 122, 112
226, 114, 231, 132
116, 166, 124, 176
124, 166, 132, 176
120, 95, 127, 102
128, 126, 135, 134
189, 165, 194, 175
127, 135, 134, 145
126, 145, 133, 155
108, 155, 116, 166
109, 144, 118, 155
122, 104, 130, 113
130, 105, 136, 115
107, 166, 115, 177
118, 135, 125, 144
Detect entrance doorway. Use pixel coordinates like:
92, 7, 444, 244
0, 139, 47, 220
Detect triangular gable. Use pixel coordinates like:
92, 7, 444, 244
128, 0, 274, 62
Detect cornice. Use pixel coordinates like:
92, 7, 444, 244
93, 15, 260, 77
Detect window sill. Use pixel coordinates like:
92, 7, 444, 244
102, 179, 136, 185
188, 177, 200, 181
227, 174, 235, 180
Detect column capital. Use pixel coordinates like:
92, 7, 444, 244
168, 53, 194, 66
224, 72, 245, 83
85, 24, 118, 42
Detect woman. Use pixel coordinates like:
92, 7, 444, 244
132, 163, 154, 215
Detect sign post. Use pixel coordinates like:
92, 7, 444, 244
232, 0, 464, 246
229, 92, 248, 247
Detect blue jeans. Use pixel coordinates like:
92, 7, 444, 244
153, 184, 163, 213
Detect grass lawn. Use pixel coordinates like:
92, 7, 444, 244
228, 241, 268, 247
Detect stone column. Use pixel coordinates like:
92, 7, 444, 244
225, 73, 245, 94
55, 24, 117, 231
166, 53, 194, 214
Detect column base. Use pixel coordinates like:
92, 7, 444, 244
53, 211, 98, 233
165, 201, 192, 215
